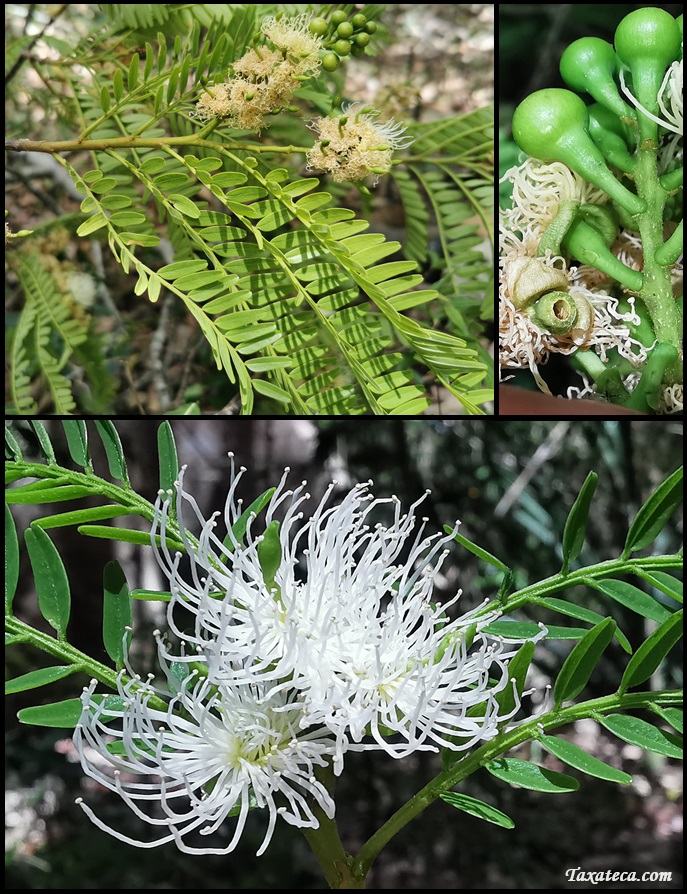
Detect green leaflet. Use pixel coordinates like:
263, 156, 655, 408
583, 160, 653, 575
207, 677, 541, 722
17, 694, 126, 728
640, 571, 682, 604
539, 735, 632, 785
482, 621, 587, 640
24, 526, 71, 639
223, 487, 276, 551
5, 502, 19, 613
538, 597, 632, 653
157, 421, 179, 502
439, 792, 515, 829
619, 610, 683, 693
553, 617, 616, 705
94, 420, 129, 484
17, 697, 83, 728
444, 525, 510, 573
62, 421, 90, 470
6, 484, 96, 504
29, 421, 56, 464
486, 758, 579, 793
597, 713, 683, 759
5, 665, 77, 695
102, 560, 132, 668
561, 471, 598, 574
588, 579, 672, 623
30, 505, 132, 529
623, 466, 683, 556
257, 520, 281, 588
650, 706, 683, 734
77, 525, 185, 552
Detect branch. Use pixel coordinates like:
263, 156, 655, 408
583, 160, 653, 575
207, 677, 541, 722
352, 688, 683, 878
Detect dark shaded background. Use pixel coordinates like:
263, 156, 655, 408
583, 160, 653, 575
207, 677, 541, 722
5, 420, 683, 888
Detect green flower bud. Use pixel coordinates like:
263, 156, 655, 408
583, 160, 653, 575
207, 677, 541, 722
559, 38, 633, 120
512, 89, 646, 215
615, 8, 681, 121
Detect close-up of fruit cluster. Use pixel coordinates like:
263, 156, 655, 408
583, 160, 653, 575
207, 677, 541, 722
309, 9, 378, 70
499, 6, 682, 414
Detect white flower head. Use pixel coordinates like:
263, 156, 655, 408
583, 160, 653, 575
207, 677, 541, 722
152, 460, 539, 772
307, 103, 413, 183
261, 13, 323, 62
74, 666, 336, 856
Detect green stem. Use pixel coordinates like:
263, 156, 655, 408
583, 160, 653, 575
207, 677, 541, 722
5, 614, 169, 712
492, 552, 682, 616
632, 139, 683, 385
4, 135, 311, 155
352, 689, 682, 878
301, 764, 364, 889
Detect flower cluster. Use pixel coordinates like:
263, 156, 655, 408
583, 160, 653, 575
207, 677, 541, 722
194, 15, 323, 131
307, 102, 413, 184
75, 458, 540, 855
499, 158, 650, 395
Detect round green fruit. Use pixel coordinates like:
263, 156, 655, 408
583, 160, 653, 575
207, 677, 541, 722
322, 52, 340, 71
309, 17, 328, 36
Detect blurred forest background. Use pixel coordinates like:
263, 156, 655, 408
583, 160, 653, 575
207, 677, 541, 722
5, 419, 683, 889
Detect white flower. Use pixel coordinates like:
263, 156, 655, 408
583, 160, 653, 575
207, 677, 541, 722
152, 460, 537, 772
261, 13, 323, 63
658, 57, 683, 136
307, 103, 413, 183
74, 666, 336, 855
